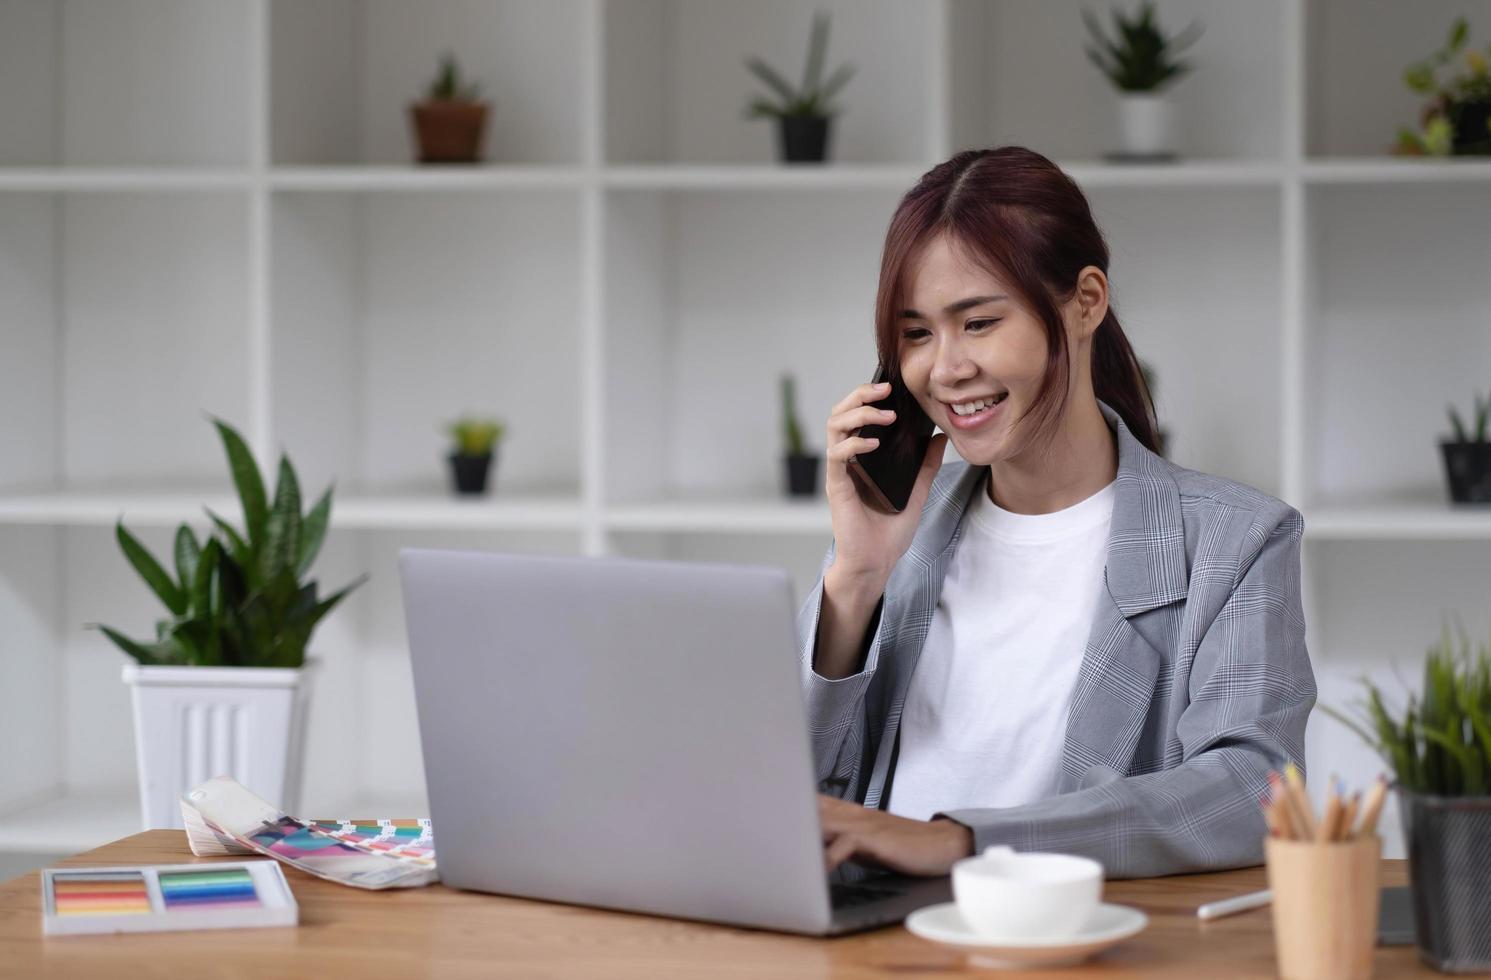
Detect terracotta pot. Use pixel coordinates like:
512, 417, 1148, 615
409, 101, 489, 163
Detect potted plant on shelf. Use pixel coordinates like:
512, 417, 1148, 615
781, 373, 819, 497
1082, 1, 1203, 161
447, 415, 505, 496
1395, 17, 1491, 156
409, 51, 490, 164
742, 11, 855, 164
91, 417, 366, 831
1442, 391, 1491, 503
1322, 621, 1491, 972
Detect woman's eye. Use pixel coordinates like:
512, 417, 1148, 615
902, 328, 930, 341
967, 319, 1000, 331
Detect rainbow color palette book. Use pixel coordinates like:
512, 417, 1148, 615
41, 861, 297, 936
181, 776, 438, 890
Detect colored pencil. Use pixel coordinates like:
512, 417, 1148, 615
1339, 791, 1361, 841
1355, 775, 1390, 838
1317, 782, 1342, 842
1282, 763, 1317, 839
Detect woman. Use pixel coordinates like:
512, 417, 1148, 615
803, 146, 1316, 880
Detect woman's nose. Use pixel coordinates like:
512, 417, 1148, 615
929, 337, 977, 387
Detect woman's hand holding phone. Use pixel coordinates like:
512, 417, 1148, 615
824, 380, 949, 591
813, 380, 947, 680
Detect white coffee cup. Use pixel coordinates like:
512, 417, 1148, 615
951, 845, 1103, 940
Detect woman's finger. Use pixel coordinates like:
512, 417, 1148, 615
827, 404, 896, 443
824, 833, 858, 872
830, 382, 891, 418
827, 436, 879, 464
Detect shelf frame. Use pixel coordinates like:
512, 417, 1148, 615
0, 0, 1481, 862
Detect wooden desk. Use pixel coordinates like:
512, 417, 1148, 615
0, 831, 1431, 978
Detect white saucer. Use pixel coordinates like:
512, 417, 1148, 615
904, 901, 1149, 970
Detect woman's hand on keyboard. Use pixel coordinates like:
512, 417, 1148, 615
818, 793, 973, 876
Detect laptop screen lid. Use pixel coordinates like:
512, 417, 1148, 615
399, 547, 834, 934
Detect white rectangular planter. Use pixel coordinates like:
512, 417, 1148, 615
121, 661, 315, 830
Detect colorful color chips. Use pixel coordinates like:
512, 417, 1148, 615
159, 868, 261, 910
52, 872, 152, 917
43, 861, 297, 936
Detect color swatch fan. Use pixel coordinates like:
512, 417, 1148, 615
181, 776, 439, 890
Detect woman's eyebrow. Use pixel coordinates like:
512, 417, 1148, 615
898, 294, 1007, 319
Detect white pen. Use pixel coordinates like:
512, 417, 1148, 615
1196, 888, 1272, 920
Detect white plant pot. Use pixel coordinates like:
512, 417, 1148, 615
1116, 92, 1176, 156
121, 660, 315, 830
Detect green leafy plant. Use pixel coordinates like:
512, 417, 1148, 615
1396, 17, 1491, 156
1447, 391, 1490, 445
1082, 1, 1203, 93
1322, 619, 1491, 796
89, 418, 366, 668
424, 52, 484, 104
448, 416, 505, 457
781, 374, 807, 457
742, 11, 855, 120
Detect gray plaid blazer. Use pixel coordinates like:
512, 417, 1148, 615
798, 399, 1316, 878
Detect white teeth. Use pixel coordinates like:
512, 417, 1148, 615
951, 394, 1003, 416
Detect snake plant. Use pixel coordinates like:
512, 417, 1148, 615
781, 374, 807, 457
89, 417, 366, 668
1082, 1, 1203, 93
742, 11, 855, 120
1447, 391, 1490, 444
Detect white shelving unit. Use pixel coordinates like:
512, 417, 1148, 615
3, 0, 1488, 865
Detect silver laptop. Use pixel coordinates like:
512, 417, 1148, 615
398, 547, 951, 935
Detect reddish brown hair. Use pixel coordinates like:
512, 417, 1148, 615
873, 145, 1161, 454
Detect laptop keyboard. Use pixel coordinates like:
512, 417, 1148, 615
828, 878, 910, 909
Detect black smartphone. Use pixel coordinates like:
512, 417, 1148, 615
847, 363, 935, 513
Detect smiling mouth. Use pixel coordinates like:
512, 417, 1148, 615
945, 391, 1008, 417
940, 391, 1009, 432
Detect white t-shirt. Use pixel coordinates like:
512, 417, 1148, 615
885, 472, 1116, 821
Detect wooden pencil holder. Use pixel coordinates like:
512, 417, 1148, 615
1265, 834, 1382, 980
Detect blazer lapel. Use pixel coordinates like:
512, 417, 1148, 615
1059, 401, 1188, 788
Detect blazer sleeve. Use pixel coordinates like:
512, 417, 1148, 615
797, 538, 893, 799
932, 503, 1317, 878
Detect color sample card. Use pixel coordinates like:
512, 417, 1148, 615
182, 776, 438, 889
306, 818, 436, 865
42, 861, 297, 936
51, 871, 152, 918
159, 868, 260, 910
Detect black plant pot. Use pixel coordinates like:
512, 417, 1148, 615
777, 115, 831, 163
1451, 99, 1491, 154
449, 451, 495, 496
1399, 789, 1491, 972
1440, 441, 1491, 503
784, 453, 820, 497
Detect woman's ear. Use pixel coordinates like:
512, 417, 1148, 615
1069, 265, 1108, 341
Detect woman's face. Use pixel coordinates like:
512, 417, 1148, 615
896, 233, 1095, 467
